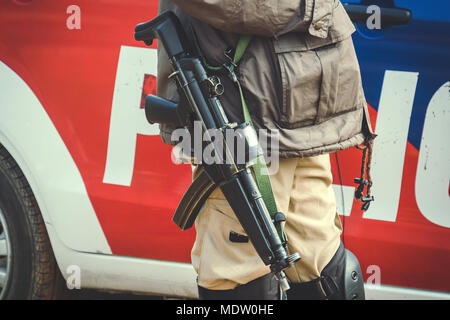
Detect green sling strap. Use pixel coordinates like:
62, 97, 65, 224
191, 30, 287, 243
229, 36, 287, 244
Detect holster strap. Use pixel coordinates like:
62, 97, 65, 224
287, 275, 338, 300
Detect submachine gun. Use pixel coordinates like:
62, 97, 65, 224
134, 11, 300, 291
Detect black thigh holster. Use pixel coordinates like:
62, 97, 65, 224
287, 242, 365, 300
198, 273, 281, 300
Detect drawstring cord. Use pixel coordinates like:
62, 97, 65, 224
355, 137, 375, 211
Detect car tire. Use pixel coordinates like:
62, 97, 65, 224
0, 145, 67, 300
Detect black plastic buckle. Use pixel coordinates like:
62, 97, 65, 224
320, 275, 339, 298
273, 212, 286, 224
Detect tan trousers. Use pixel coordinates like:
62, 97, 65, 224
191, 154, 342, 290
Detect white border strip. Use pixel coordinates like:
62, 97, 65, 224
365, 284, 450, 300
47, 224, 198, 298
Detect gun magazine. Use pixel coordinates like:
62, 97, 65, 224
172, 167, 217, 230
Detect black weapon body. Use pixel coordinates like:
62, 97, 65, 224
134, 11, 300, 291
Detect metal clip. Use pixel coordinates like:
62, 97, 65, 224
223, 63, 238, 83
354, 178, 368, 199
205, 75, 224, 96
168, 70, 180, 79
224, 47, 237, 68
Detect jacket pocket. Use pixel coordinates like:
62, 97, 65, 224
314, 37, 365, 124
273, 32, 364, 128
275, 39, 322, 127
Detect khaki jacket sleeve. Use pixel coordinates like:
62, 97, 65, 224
171, 0, 337, 38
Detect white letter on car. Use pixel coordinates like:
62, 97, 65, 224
415, 82, 450, 228
103, 46, 159, 186
363, 70, 418, 222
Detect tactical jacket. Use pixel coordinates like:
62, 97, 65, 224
156, 0, 375, 158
